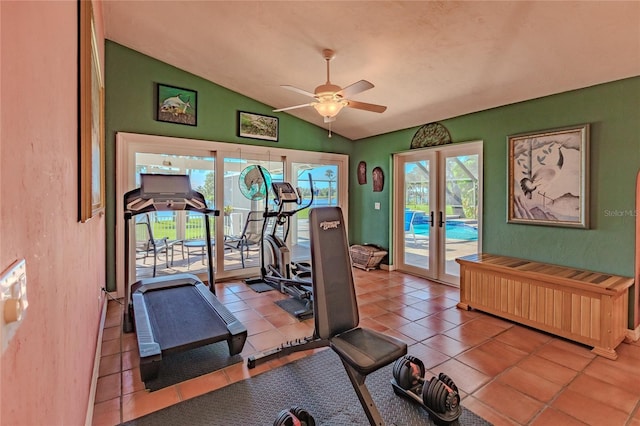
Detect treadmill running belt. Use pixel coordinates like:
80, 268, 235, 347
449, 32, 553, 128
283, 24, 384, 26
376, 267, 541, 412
144, 286, 230, 351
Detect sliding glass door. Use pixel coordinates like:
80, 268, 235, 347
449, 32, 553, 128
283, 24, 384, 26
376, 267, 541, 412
116, 133, 348, 296
394, 142, 482, 285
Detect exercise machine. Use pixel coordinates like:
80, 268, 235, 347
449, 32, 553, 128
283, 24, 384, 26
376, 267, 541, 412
123, 173, 247, 382
391, 355, 462, 425
250, 206, 407, 425
247, 166, 315, 319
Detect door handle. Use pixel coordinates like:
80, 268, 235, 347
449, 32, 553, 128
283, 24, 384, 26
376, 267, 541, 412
430, 211, 434, 227
439, 211, 444, 227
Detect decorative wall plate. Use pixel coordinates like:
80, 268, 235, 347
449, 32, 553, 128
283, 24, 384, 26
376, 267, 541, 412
410, 122, 452, 149
372, 166, 384, 192
357, 161, 367, 185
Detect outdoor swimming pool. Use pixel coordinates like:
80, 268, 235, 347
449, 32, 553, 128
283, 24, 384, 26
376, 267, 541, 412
412, 222, 478, 241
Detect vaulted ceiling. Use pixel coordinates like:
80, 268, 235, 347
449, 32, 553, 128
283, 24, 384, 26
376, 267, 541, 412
103, 1, 640, 140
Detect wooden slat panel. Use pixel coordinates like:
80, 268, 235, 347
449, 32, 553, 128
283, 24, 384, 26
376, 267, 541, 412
514, 280, 522, 317
562, 291, 572, 332
545, 287, 554, 327
591, 298, 600, 340
508, 279, 515, 316
580, 296, 591, 338
529, 284, 538, 322
553, 289, 563, 329
537, 286, 546, 323
522, 282, 530, 319
571, 294, 581, 335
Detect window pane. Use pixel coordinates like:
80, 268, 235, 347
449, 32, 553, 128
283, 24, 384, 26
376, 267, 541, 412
222, 158, 283, 271
134, 152, 215, 279
291, 163, 339, 262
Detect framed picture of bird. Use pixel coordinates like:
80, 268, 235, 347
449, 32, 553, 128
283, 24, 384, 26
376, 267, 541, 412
507, 124, 590, 228
155, 83, 197, 126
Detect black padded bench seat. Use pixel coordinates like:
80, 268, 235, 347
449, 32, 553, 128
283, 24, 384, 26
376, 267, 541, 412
131, 273, 247, 381
330, 328, 407, 376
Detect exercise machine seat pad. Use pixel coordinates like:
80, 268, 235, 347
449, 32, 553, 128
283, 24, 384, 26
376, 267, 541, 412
331, 328, 409, 375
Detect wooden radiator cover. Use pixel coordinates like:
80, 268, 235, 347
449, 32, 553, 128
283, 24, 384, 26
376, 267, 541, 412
456, 254, 634, 359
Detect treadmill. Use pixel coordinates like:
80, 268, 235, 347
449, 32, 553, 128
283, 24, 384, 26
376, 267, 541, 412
123, 173, 247, 382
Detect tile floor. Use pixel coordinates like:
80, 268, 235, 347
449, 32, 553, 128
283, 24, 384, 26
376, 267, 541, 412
92, 269, 640, 426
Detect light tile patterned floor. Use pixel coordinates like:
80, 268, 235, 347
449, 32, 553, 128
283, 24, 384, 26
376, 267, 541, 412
92, 269, 640, 426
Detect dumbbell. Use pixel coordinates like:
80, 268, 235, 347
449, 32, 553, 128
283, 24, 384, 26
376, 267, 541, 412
422, 373, 460, 413
273, 406, 316, 426
392, 355, 426, 392
392, 355, 460, 414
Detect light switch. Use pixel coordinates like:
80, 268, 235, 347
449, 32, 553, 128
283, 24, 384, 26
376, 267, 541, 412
1, 259, 28, 353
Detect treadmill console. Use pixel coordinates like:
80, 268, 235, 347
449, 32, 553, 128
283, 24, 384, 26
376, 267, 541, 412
140, 173, 191, 200
272, 181, 300, 203
126, 174, 208, 213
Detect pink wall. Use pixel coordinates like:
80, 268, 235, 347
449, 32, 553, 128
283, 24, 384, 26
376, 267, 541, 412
636, 171, 639, 328
1, 2, 106, 425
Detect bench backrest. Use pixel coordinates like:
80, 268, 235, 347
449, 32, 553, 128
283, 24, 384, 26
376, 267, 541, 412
309, 207, 359, 339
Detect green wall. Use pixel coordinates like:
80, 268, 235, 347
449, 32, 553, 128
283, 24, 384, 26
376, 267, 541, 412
104, 41, 352, 291
106, 39, 638, 316
351, 77, 640, 279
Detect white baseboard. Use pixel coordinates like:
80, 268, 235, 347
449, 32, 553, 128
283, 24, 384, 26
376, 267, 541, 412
626, 325, 640, 342
85, 295, 108, 426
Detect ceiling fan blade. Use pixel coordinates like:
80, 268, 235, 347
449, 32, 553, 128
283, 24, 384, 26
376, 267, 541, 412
336, 80, 374, 98
346, 100, 387, 113
281, 85, 316, 98
273, 102, 315, 112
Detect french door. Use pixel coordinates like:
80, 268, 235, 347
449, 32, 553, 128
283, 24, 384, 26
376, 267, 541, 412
393, 142, 482, 285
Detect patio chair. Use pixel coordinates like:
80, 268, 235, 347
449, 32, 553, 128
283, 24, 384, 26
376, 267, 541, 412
135, 213, 181, 277
405, 210, 417, 243
224, 211, 263, 268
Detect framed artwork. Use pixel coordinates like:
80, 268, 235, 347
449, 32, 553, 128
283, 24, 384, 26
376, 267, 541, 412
508, 124, 590, 228
79, 0, 105, 222
156, 83, 197, 126
238, 111, 279, 142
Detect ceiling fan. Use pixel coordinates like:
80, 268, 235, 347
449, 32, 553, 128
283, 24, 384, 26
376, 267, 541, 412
273, 49, 387, 124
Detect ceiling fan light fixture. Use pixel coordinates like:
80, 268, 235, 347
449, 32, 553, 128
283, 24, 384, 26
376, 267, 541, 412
313, 95, 347, 118
276, 48, 386, 123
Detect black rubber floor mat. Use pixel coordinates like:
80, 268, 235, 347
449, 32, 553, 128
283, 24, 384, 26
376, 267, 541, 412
124, 348, 491, 425
144, 341, 243, 392
274, 298, 313, 319
247, 282, 275, 293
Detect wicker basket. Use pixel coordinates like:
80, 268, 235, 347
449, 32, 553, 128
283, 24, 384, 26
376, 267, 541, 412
350, 244, 387, 271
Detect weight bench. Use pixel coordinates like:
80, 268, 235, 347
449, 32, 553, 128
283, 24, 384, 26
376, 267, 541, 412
309, 207, 407, 425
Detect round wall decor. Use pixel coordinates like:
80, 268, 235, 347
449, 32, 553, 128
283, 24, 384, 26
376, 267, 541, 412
410, 122, 452, 149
